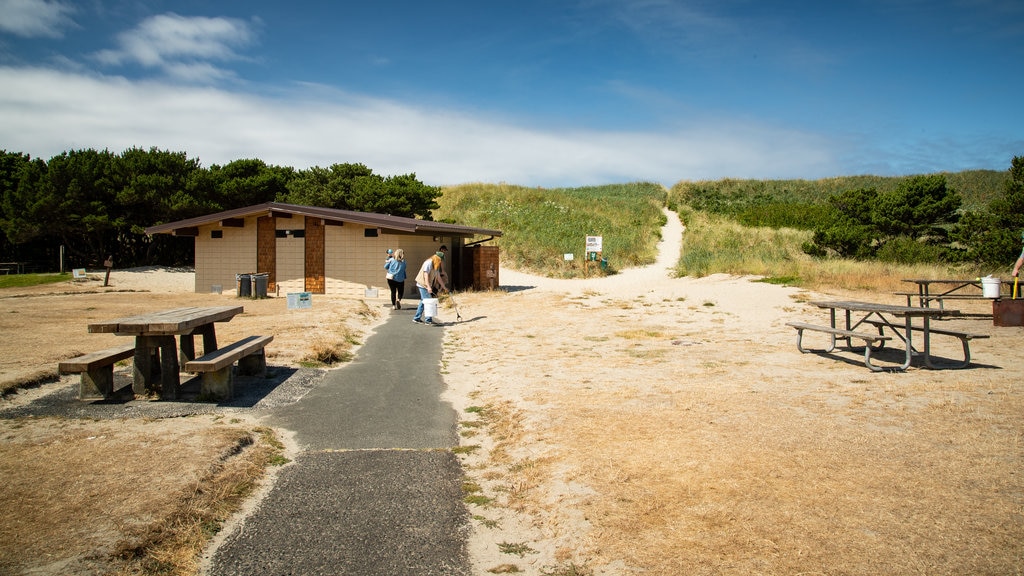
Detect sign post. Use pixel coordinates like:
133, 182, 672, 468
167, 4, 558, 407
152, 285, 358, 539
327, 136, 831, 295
584, 235, 603, 277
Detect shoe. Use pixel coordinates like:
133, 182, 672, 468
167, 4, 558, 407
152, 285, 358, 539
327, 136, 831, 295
413, 318, 424, 324
396, 301, 401, 310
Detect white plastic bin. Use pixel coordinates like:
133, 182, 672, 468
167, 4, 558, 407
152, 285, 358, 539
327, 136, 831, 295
422, 297, 439, 318
982, 276, 1001, 298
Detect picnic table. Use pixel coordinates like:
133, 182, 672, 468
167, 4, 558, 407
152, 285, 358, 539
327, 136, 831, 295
788, 300, 985, 371
87, 305, 244, 399
900, 278, 1011, 311
0, 262, 25, 274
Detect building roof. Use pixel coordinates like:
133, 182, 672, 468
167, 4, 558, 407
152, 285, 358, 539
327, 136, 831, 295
144, 202, 503, 238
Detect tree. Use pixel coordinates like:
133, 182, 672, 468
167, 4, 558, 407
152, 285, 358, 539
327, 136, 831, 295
806, 175, 962, 262
282, 163, 440, 219
953, 155, 1024, 267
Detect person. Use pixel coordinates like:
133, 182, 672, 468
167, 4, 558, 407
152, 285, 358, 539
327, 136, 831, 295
413, 251, 447, 325
384, 248, 407, 310
1014, 231, 1024, 278
436, 244, 450, 292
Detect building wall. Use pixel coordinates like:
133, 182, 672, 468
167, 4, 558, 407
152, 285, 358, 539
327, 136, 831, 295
193, 214, 456, 298
194, 216, 258, 294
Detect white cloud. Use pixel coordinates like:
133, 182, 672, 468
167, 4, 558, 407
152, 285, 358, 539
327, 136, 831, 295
0, 66, 840, 186
92, 13, 256, 82
0, 0, 75, 38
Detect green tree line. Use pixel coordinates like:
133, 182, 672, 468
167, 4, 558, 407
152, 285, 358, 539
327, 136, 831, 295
669, 157, 1024, 267
0, 147, 440, 270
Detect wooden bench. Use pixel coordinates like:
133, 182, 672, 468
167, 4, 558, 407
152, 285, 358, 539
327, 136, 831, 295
862, 320, 988, 369
59, 343, 136, 400
895, 292, 989, 312
786, 322, 892, 371
184, 335, 273, 400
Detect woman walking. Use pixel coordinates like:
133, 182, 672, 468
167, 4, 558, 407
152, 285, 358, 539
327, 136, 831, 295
384, 248, 407, 310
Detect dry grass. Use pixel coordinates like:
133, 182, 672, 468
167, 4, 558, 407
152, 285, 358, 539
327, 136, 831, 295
0, 416, 285, 576
445, 280, 1024, 575
0, 280, 384, 574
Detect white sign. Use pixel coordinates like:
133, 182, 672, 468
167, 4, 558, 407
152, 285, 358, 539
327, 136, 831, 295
72, 268, 87, 279
287, 292, 312, 309
564, 253, 574, 261
585, 235, 603, 253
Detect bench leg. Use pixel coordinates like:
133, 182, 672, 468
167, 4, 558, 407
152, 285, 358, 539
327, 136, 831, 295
80, 366, 114, 400
79, 367, 134, 401
924, 337, 972, 369
199, 367, 234, 401
237, 350, 267, 377
793, 328, 839, 353
133, 339, 160, 394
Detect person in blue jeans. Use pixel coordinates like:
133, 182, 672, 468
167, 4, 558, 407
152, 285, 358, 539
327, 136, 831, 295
413, 251, 447, 325
384, 248, 407, 310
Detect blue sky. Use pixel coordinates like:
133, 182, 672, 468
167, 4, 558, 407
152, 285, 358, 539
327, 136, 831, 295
1, 0, 1021, 187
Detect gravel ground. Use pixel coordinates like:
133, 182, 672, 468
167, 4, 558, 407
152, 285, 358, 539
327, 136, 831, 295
0, 366, 327, 420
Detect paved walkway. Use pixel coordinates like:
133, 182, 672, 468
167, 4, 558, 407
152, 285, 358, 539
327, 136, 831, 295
205, 308, 471, 575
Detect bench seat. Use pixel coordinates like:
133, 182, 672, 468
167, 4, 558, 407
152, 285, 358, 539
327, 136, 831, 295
786, 322, 892, 372
59, 343, 136, 400
894, 292, 991, 313
184, 335, 273, 400
861, 320, 988, 369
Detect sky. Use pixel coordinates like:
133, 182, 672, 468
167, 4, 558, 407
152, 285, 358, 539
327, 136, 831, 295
0, 0, 1022, 187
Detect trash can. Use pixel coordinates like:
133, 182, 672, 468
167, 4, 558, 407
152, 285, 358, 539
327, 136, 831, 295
600, 258, 608, 270
236, 273, 252, 297
252, 273, 269, 299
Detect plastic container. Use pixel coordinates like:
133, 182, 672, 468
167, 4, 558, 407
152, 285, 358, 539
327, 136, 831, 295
422, 297, 439, 318
981, 276, 1001, 298
236, 273, 252, 297
252, 273, 269, 299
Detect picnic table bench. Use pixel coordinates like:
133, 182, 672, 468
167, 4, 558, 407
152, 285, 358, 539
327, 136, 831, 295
860, 320, 989, 369
899, 278, 1012, 314
184, 334, 273, 400
788, 300, 956, 371
86, 305, 245, 400
59, 343, 136, 400
786, 321, 892, 369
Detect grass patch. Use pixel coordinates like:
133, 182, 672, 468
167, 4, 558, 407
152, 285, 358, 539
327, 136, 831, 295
0, 272, 69, 289
464, 494, 494, 506
435, 182, 667, 277
498, 542, 537, 557
540, 563, 594, 576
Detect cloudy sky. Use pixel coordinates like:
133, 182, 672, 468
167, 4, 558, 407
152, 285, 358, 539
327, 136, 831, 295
1, 0, 1021, 187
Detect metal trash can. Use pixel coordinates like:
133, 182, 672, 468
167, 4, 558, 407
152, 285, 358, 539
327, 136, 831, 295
236, 273, 252, 297
252, 272, 269, 299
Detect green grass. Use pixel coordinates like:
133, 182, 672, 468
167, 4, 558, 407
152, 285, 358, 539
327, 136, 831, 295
435, 182, 667, 278
0, 272, 69, 289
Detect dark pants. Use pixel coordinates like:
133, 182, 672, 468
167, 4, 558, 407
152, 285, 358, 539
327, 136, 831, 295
388, 279, 405, 306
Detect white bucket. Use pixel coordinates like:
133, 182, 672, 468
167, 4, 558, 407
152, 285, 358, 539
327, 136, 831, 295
982, 276, 1001, 298
422, 297, 439, 318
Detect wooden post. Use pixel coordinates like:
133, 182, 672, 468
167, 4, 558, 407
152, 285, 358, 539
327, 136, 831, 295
103, 255, 113, 287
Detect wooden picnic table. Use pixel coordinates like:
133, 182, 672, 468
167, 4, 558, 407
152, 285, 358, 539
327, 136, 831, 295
805, 300, 957, 371
88, 305, 244, 399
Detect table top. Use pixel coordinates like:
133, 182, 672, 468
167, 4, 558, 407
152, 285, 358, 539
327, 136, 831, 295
810, 300, 952, 317
88, 305, 244, 335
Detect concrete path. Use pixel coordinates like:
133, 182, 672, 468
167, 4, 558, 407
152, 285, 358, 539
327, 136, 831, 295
205, 309, 471, 575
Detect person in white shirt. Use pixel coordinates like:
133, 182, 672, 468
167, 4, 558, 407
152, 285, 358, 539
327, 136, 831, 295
413, 251, 447, 325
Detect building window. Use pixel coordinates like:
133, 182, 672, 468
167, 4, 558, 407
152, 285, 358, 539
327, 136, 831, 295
364, 228, 379, 237
211, 230, 223, 239
275, 229, 305, 238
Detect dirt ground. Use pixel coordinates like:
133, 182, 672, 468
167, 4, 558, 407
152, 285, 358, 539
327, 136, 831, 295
2, 211, 1023, 575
